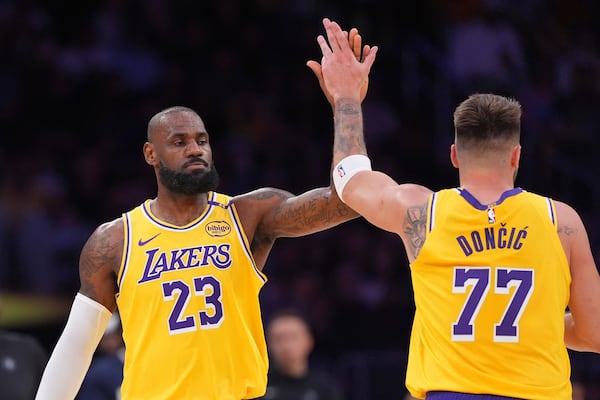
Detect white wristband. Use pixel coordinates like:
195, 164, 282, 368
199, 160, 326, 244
333, 154, 372, 201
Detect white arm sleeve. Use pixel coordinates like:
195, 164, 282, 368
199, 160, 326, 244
35, 293, 112, 400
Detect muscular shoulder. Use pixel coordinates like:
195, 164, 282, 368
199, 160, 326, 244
85, 217, 125, 255
79, 217, 124, 297
231, 188, 294, 232
232, 187, 293, 208
554, 200, 587, 261
555, 200, 582, 235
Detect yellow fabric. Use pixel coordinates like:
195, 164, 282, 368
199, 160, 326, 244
116, 192, 268, 400
407, 188, 571, 400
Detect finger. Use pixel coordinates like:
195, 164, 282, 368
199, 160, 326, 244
324, 19, 345, 51
306, 60, 324, 87
362, 45, 378, 72
362, 44, 371, 59
306, 60, 334, 104
306, 60, 322, 78
353, 33, 363, 61
316, 34, 332, 56
348, 27, 358, 49
334, 23, 350, 53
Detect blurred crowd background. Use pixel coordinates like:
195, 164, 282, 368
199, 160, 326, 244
2, 0, 600, 398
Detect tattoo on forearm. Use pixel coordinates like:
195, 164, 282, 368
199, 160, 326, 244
336, 99, 361, 115
274, 192, 327, 227
247, 190, 287, 201
333, 98, 366, 157
272, 189, 353, 232
404, 204, 427, 259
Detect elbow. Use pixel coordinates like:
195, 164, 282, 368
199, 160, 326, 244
569, 330, 600, 353
586, 336, 600, 353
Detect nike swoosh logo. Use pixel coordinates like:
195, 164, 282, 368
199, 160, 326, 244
138, 233, 161, 246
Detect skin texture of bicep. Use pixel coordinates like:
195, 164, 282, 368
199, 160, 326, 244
343, 172, 431, 262
557, 201, 600, 352
78, 219, 123, 313
262, 187, 357, 238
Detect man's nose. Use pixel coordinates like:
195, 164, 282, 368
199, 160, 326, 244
185, 141, 203, 156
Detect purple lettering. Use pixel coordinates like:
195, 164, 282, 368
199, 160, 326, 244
498, 227, 507, 248
513, 229, 527, 250
138, 249, 168, 283
471, 231, 483, 252
484, 227, 496, 250
507, 227, 516, 248
138, 244, 233, 284
457, 236, 473, 256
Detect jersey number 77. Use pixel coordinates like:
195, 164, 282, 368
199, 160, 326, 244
452, 267, 534, 343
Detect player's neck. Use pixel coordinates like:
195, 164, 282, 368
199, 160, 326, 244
150, 192, 210, 226
459, 173, 515, 206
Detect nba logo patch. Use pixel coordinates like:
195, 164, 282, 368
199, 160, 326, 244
487, 207, 496, 224
336, 164, 346, 178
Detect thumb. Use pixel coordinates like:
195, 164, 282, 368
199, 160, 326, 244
306, 60, 322, 79
363, 46, 378, 73
306, 60, 334, 107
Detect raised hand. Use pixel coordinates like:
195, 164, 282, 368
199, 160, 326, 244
307, 19, 376, 106
314, 18, 377, 104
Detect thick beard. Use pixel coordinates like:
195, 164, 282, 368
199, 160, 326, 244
158, 160, 220, 195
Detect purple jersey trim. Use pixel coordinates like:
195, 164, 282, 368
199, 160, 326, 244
228, 203, 267, 283
427, 391, 522, 400
458, 187, 523, 210
428, 192, 438, 233
141, 192, 215, 231
546, 197, 556, 225
118, 212, 132, 289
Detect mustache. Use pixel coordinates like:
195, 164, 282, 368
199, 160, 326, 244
183, 158, 209, 168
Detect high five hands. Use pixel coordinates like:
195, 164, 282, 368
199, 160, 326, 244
307, 18, 378, 105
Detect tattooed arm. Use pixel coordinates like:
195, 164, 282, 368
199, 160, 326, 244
78, 218, 122, 310
35, 220, 121, 399
315, 18, 433, 257
233, 186, 358, 271
556, 201, 600, 352
229, 19, 384, 271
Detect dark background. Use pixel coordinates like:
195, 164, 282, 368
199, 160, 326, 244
2, 0, 600, 398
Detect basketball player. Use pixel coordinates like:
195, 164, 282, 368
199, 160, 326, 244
313, 17, 600, 400
35, 26, 374, 400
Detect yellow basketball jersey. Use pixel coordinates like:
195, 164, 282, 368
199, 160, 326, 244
406, 188, 571, 399
116, 192, 268, 400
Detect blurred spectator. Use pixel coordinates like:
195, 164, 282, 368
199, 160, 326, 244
259, 308, 343, 400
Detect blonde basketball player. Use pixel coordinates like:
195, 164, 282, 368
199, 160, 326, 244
313, 17, 600, 400
35, 25, 374, 400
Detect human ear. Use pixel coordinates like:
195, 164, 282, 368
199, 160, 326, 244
450, 144, 459, 168
143, 142, 157, 166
